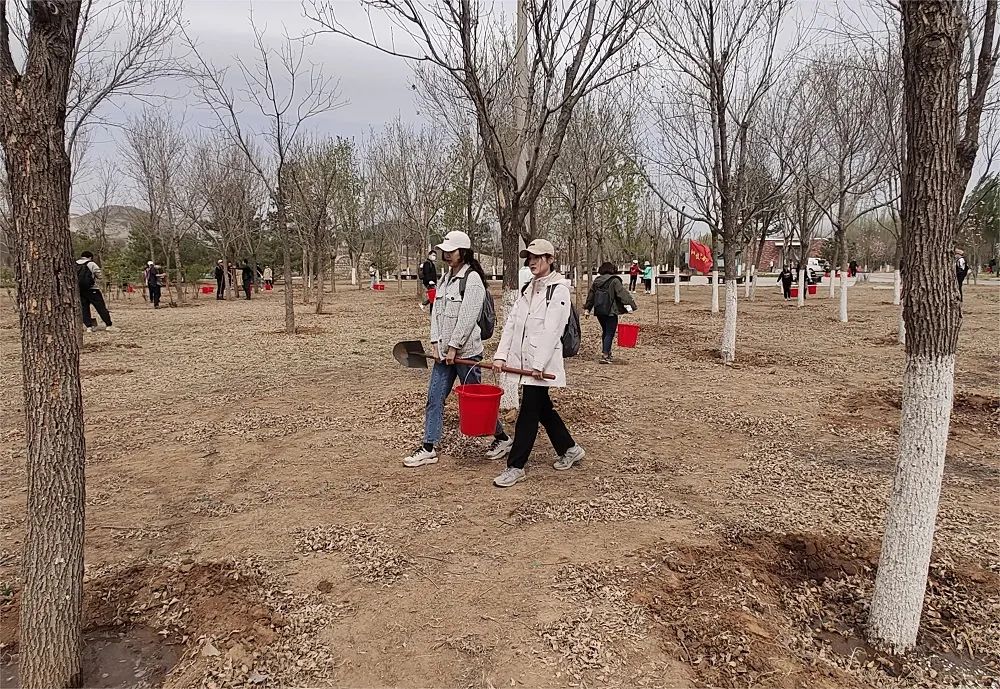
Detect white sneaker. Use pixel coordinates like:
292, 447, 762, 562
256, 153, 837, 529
419, 304, 426, 311
485, 437, 513, 460
105, 325, 119, 332
85, 326, 94, 333
403, 447, 438, 467
553, 445, 585, 471
493, 467, 526, 488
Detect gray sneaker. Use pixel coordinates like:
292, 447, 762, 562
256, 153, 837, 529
485, 436, 514, 460
493, 467, 526, 488
553, 445, 585, 471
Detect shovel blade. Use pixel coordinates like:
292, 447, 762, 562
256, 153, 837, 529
393, 340, 430, 369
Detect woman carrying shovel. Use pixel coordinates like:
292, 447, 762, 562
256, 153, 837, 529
403, 230, 513, 468
491, 239, 585, 488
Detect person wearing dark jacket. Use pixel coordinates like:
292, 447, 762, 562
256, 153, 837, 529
241, 261, 254, 300
585, 262, 638, 364
777, 265, 794, 300
419, 251, 438, 312
214, 260, 226, 300
955, 249, 969, 298
146, 261, 163, 308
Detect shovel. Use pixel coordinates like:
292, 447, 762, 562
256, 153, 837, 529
392, 340, 555, 380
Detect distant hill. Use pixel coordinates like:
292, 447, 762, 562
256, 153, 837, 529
70, 205, 144, 242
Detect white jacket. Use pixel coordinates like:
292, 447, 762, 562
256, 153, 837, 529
494, 272, 571, 388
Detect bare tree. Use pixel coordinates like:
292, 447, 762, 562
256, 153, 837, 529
1, 3, 86, 686
868, 0, 998, 653
187, 16, 342, 333
369, 119, 452, 292
648, 0, 798, 363
288, 136, 350, 313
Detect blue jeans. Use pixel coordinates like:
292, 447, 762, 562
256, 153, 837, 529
423, 356, 505, 445
596, 314, 618, 356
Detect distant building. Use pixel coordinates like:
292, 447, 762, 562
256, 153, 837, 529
756, 236, 826, 271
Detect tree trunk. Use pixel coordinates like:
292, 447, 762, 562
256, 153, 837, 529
893, 269, 902, 305
172, 240, 185, 305
720, 242, 737, 364
301, 246, 310, 304
0, 3, 87, 686
838, 229, 850, 322
499, 207, 523, 412
278, 196, 295, 334
710, 270, 719, 313
673, 263, 680, 304
869, 0, 963, 653
829, 243, 840, 299
797, 269, 806, 307
315, 248, 326, 313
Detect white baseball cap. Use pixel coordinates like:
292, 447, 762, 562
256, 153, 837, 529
519, 238, 556, 258
436, 231, 471, 252
147, 261, 154, 266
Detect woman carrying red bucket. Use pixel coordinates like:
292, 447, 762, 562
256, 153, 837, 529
403, 231, 512, 468
491, 239, 585, 488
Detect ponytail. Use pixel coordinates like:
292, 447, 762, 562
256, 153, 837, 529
458, 248, 488, 285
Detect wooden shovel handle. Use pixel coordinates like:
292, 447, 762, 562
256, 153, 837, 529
415, 353, 556, 380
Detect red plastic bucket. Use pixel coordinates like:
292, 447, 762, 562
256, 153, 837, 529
617, 323, 640, 348
807, 284, 817, 295
201, 285, 214, 294
374, 283, 385, 291
790, 287, 799, 298
455, 384, 503, 437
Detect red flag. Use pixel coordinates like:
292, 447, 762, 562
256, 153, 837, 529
689, 239, 714, 273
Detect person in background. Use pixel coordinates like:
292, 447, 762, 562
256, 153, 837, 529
77, 251, 117, 332
849, 259, 858, 278
146, 261, 163, 308
263, 265, 273, 288
628, 259, 640, 292
214, 259, 226, 300
419, 250, 438, 312
491, 239, 584, 488
642, 261, 653, 294
369, 263, 378, 289
777, 264, 794, 301
403, 230, 511, 468
955, 249, 969, 299
585, 262, 637, 364
241, 260, 254, 300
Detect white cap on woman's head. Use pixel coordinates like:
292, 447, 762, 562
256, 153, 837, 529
147, 261, 154, 266
436, 231, 471, 252
519, 238, 555, 258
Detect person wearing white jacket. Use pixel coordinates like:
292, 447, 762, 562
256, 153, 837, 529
491, 239, 585, 488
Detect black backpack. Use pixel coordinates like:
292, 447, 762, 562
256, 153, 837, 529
77, 262, 95, 292
520, 282, 581, 357
458, 271, 496, 340
593, 276, 621, 317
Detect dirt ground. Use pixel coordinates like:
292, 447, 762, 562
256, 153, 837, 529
0, 280, 997, 689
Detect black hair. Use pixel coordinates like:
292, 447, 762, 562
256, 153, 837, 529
81, 250, 93, 259
598, 262, 617, 275
457, 247, 488, 284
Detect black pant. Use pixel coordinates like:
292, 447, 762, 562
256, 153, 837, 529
243, 283, 252, 300
148, 283, 161, 307
629, 275, 637, 291
596, 313, 618, 356
507, 386, 575, 470
216, 279, 225, 299
81, 289, 112, 327
957, 271, 967, 299
781, 281, 792, 299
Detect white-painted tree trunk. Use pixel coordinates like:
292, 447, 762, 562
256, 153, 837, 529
350, 267, 357, 286
897, 307, 906, 345
829, 270, 836, 299
893, 270, 902, 305
720, 280, 737, 364
743, 266, 752, 298
797, 269, 806, 307
650, 266, 658, 295
839, 273, 849, 322
711, 270, 719, 313
673, 263, 680, 304
499, 289, 520, 411
869, 355, 955, 653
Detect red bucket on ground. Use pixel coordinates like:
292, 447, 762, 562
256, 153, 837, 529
790, 287, 799, 298
264, 283, 273, 291
374, 283, 385, 291
807, 284, 817, 295
455, 384, 503, 437
201, 285, 214, 294
617, 323, 640, 348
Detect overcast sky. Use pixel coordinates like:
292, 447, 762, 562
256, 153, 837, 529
70, 0, 995, 213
